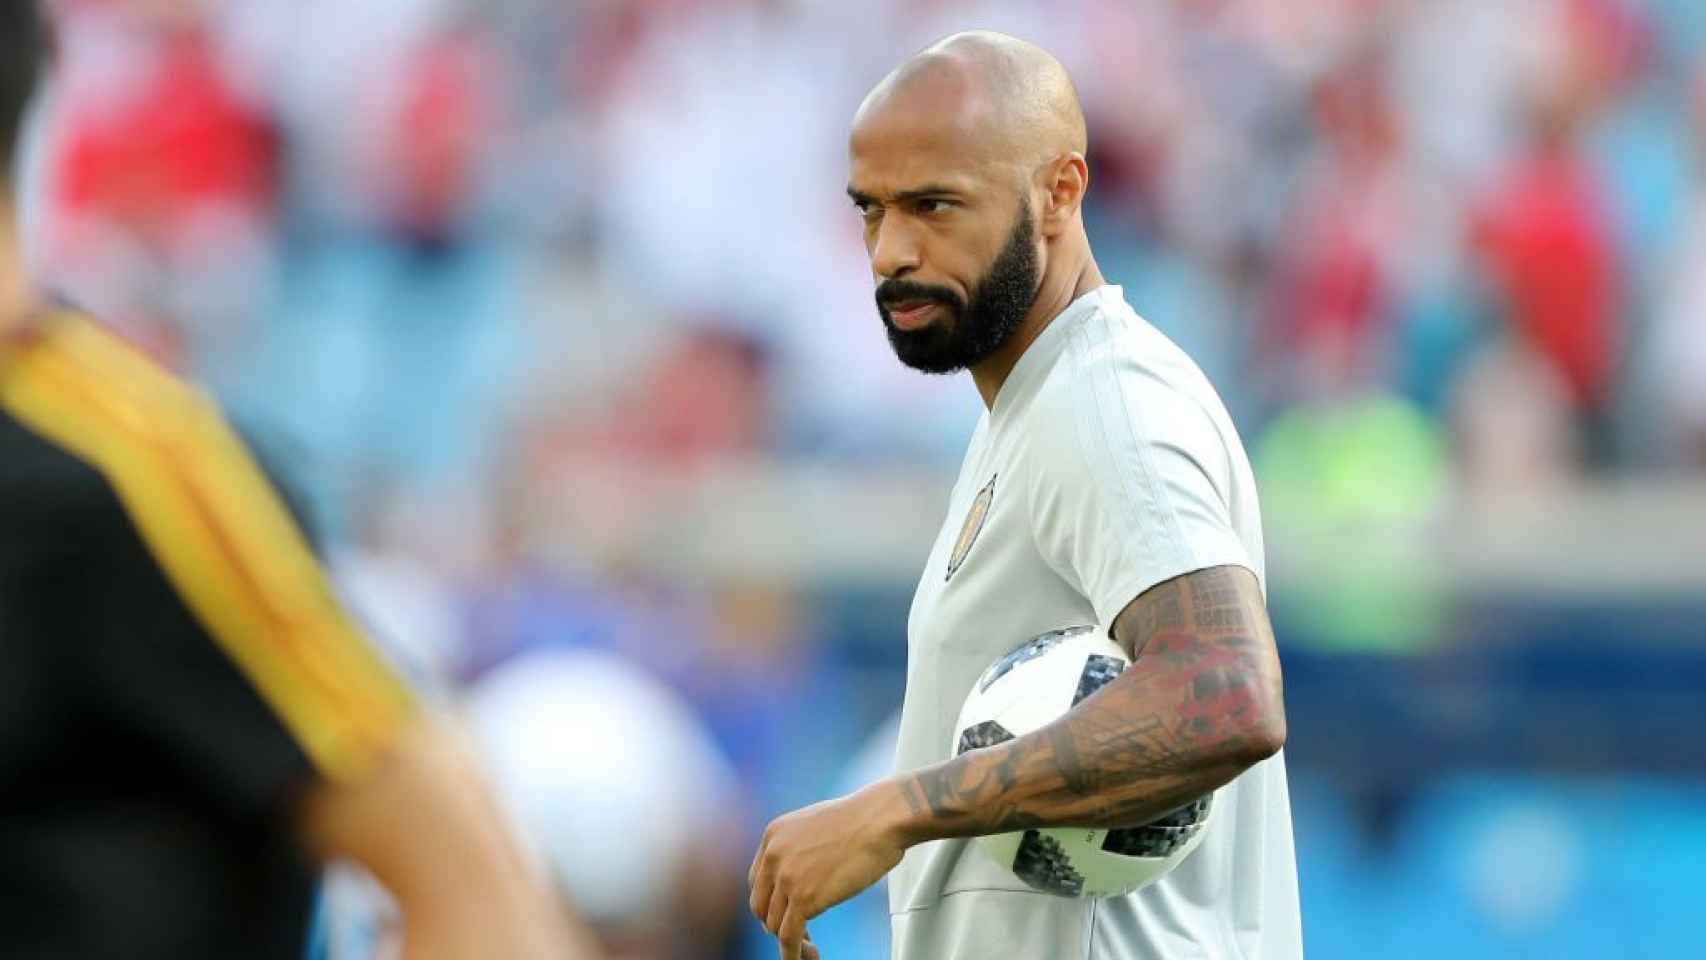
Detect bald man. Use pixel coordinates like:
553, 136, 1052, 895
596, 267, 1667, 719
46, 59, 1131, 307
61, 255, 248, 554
748, 32, 1301, 960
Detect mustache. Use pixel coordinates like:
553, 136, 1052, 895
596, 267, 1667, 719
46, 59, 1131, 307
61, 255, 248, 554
875, 280, 964, 311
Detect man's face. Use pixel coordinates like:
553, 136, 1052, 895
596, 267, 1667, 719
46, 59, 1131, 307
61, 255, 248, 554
847, 105, 1041, 374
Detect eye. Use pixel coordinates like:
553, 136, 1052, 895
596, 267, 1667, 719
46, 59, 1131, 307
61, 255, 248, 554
915, 198, 952, 215
854, 200, 883, 224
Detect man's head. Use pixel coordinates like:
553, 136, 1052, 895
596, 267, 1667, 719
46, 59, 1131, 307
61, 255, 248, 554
1, 1, 44, 185
848, 31, 1090, 374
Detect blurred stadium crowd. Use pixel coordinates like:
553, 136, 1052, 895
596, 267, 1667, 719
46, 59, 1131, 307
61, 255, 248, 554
14, 0, 1706, 957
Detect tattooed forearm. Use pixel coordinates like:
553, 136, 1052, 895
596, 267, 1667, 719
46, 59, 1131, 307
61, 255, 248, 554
902, 747, 1045, 833
895, 566, 1286, 842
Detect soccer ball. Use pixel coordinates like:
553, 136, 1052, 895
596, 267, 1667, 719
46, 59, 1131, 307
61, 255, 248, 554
951, 625, 1214, 898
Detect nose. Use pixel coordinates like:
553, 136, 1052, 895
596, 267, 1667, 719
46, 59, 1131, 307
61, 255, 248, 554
870, 214, 922, 280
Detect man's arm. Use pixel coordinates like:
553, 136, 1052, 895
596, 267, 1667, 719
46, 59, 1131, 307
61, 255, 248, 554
891, 564, 1285, 840
748, 565, 1285, 959
298, 715, 601, 960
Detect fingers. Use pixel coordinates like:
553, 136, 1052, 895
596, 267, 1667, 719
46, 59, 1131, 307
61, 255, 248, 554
748, 830, 769, 890
750, 880, 775, 932
747, 828, 774, 927
777, 901, 807, 960
765, 882, 790, 935
751, 817, 824, 960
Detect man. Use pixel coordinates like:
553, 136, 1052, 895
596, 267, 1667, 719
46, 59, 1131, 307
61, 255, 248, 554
0, 7, 595, 958
748, 32, 1300, 960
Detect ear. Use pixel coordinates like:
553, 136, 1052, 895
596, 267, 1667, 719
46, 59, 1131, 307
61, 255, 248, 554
1037, 153, 1088, 239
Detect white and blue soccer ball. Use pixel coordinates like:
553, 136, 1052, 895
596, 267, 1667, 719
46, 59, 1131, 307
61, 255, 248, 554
951, 625, 1215, 898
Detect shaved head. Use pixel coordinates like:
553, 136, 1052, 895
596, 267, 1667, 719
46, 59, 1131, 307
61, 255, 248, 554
855, 31, 1087, 177
847, 32, 1093, 378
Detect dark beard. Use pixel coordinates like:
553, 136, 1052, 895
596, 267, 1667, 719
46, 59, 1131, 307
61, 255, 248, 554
876, 202, 1040, 375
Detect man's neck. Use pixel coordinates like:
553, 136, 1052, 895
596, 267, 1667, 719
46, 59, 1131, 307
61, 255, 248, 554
969, 252, 1104, 410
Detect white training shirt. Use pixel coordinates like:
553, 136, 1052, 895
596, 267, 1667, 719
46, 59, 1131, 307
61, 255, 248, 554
889, 285, 1302, 959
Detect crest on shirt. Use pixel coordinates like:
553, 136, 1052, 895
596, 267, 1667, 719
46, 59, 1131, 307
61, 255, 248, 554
946, 475, 996, 582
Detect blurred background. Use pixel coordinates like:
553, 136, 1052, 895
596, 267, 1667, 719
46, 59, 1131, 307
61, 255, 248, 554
13, 0, 1706, 957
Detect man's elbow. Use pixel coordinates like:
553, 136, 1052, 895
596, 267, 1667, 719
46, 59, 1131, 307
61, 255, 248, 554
1225, 668, 1286, 767
1237, 706, 1286, 765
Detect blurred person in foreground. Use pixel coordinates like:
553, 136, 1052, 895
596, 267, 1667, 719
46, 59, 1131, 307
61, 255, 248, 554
0, 7, 594, 959
749, 32, 1296, 960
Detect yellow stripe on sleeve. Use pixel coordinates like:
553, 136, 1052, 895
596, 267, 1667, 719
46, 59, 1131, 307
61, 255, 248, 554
0, 316, 414, 782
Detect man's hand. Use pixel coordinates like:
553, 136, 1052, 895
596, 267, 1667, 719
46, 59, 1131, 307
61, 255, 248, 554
300, 715, 603, 960
748, 782, 912, 960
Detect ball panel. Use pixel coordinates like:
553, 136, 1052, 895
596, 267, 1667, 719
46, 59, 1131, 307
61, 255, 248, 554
993, 688, 1069, 742
1011, 830, 1085, 897
1147, 795, 1212, 829
976, 625, 1094, 694
1102, 823, 1200, 857
988, 642, 1130, 745
1074, 840, 1175, 897
1071, 653, 1126, 706
955, 720, 1016, 755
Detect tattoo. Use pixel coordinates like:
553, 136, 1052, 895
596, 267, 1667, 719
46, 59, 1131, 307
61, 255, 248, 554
900, 777, 927, 819
907, 749, 1045, 833
1117, 584, 1185, 657
1188, 565, 1241, 608
902, 566, 1285, 839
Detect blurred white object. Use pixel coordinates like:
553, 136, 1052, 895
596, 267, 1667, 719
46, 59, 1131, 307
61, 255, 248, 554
465, 648, 740, 928
1655, 196, 1706, 454
1464, 804, 1583, 933
331, 546, 461, 703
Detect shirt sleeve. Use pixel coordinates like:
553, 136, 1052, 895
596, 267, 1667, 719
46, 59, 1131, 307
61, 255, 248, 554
1027, 353, 1252, 629
90, 499, 325, 820
3, 316, 415, 819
